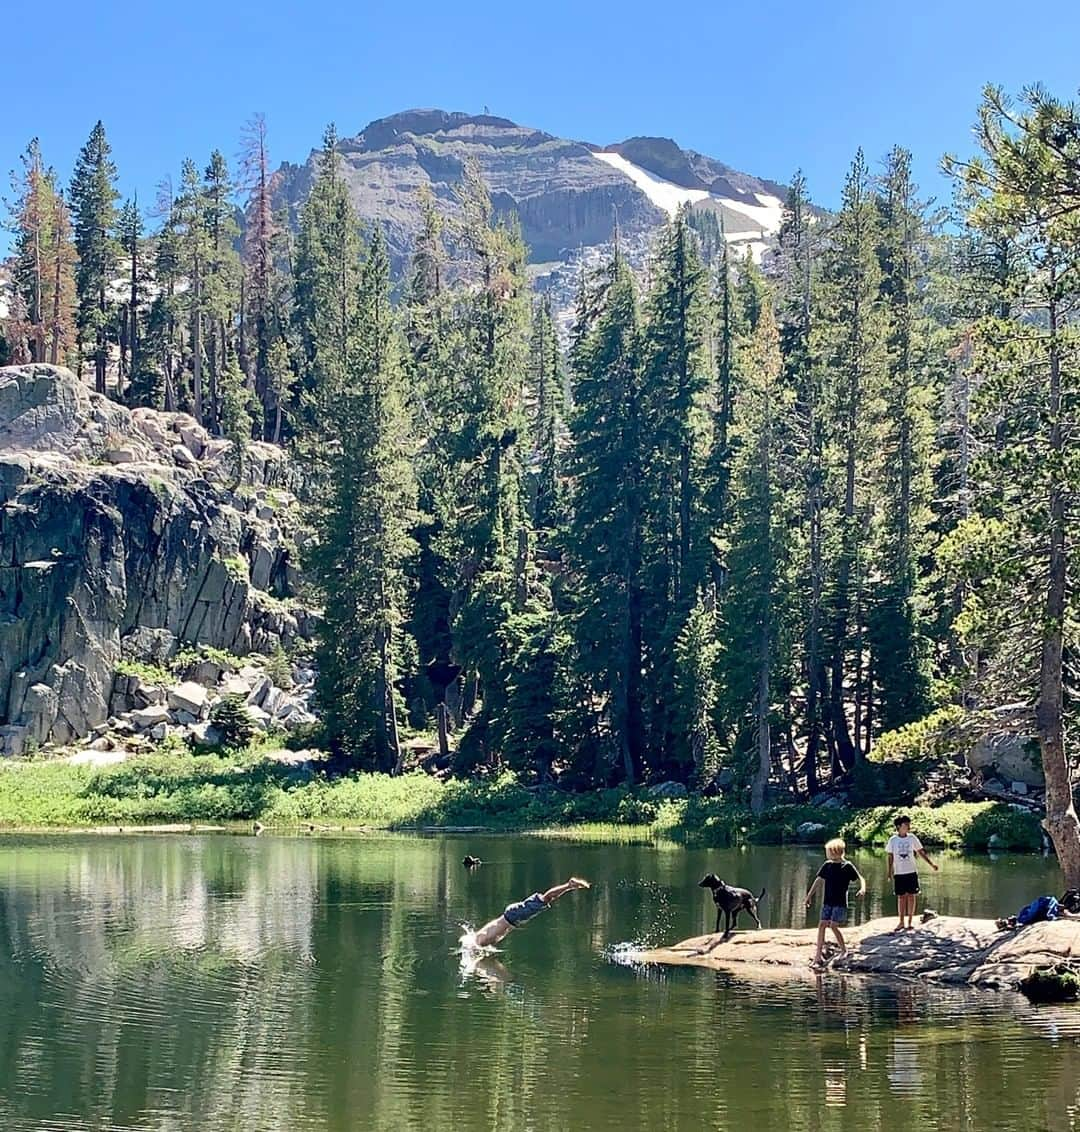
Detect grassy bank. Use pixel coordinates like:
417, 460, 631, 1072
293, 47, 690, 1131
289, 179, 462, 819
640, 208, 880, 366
0, 752, 1046, 851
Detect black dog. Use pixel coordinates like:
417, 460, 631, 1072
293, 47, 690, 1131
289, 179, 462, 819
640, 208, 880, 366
698, 874, 766, 938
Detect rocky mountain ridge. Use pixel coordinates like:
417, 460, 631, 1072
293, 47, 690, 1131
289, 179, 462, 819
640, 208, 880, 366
272, 109, 793, 313
0, 364, 313, 754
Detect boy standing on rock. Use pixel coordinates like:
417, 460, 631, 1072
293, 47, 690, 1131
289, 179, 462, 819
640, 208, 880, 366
887, 815, 938, 931
805, 837, 865, 969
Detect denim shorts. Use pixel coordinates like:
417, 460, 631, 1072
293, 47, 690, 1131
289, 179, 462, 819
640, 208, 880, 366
503, 892, 547, 927
821, 904, 847, 924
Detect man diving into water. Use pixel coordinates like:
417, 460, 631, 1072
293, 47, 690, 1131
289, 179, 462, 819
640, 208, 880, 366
462, 877, 591, 950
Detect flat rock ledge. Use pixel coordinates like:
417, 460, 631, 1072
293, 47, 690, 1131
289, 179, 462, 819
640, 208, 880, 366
629, 916, 1080, 990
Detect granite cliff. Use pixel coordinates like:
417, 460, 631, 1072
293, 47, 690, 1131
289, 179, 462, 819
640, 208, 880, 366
0, 364, 310, 753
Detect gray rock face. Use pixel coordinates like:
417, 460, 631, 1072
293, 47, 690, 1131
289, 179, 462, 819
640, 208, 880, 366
272, 109, 794, 318
968, 727, 1044, 787
0, 364, 313, 749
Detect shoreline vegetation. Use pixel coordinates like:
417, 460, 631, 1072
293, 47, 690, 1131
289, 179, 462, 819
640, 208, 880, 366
0, 751, 1045, 851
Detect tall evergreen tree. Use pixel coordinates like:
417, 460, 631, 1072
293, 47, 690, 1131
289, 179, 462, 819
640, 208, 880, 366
565, 254, 645, 784
202, 150, 241, 432
115, 197, 145, 394
312, 226, 417, 768
527, 295, 565, 533
814, 149, 885, 771
776, 171, 826, 794
945, 85, 1080, 884
721, 299, 795, 812
293, 124, 362, 436
868, 146, 934, 734
69, 121, 119, 394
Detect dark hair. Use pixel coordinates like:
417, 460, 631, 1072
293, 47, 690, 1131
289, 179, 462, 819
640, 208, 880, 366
894, 814, 912, 829
1061, 890, 1080, 914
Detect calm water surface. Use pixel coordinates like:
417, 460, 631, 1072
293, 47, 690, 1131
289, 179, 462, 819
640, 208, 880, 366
0, 833, 1077, 1131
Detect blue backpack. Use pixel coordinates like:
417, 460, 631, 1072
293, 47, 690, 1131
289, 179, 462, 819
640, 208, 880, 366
1016, 895, 1060, 926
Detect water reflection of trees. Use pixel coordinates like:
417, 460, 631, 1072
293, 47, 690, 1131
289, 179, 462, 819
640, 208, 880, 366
0, 837, 1073, 1131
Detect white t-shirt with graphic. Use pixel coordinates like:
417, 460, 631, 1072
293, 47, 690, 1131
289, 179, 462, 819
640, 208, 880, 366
886, 833, 922, 875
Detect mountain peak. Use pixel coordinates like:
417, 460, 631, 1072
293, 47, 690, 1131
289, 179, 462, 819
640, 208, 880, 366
346, 108, 522, 152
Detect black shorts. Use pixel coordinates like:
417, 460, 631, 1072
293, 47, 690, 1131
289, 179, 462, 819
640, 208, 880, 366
894, 872, 920, 897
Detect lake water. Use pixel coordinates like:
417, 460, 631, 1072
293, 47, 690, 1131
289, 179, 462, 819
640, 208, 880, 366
0, 833, 1077, 1131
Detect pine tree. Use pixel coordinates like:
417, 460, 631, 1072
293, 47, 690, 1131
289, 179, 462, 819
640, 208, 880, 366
6, 140, 75, 367
946, 85, 1080, 884
814, 149, 885, 771
69, 121, 119, 394
672, 589, 722, 785
721, 299, 795, 812
219, 348, 255, 484
641, 204, 711, 606
8, 139, 48, 363
527, 296, 565, 533
437, 159, 531, 767
115, 197, 146, 395
868, 146, 934, 733
403, 187, 457, 721
311, 226, 417, 769
565, 253, 645, 784
174, 158, 211, 422
293, 124, 362, 437
202, 150, 241, 432
240, 113, 276, 432
775, 171, 826, 794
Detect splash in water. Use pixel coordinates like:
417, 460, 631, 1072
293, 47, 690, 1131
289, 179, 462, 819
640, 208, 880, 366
458, 925, 498, 956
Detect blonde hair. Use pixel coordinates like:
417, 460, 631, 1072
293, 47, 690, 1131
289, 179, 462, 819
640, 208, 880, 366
825, 838, 846, 859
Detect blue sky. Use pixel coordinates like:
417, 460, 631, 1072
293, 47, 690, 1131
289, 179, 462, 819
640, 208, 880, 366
3, 0, 1078, 239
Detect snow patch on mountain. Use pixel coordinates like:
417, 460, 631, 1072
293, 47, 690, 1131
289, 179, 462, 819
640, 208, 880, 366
593, 150, 785, 243
594, 150, 711, 216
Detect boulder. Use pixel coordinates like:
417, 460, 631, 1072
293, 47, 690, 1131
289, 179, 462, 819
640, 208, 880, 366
130, 705, 172, 730
189, 659, 224, 688
796, 821, 826, 840
21, 682, 59, 746
178, 424, 208, 458
132, 679, 166, 707
968, 732, 1044, 788
148, 722, 169, 741
628, 916, 1080, 992
220, 673, 254, 697
1011, 781, 1029, 796
187, 721, 223, 749
245, 704, 272, 730
167, 681, 209, 715
283, 709, 316, 733
106, 447, 137, 465
246, 675, 272, 708
0, 724, 28, 757
171, 443, 199, 470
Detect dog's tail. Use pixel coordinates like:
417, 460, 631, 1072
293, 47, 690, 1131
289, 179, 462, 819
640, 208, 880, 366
757, 888, 767, 903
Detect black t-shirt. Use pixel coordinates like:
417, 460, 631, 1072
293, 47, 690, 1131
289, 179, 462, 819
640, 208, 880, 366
817, 860, 860, 907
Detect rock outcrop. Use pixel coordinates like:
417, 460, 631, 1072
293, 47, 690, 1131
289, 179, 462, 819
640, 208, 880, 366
0, 364, 312, 754
271, 109, 797, 319
627, 916, 1080, 990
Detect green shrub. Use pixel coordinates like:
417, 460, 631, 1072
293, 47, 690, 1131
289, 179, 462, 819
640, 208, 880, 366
116, 659, 171, 685
264, 647, 293, 690
871, 706, 966, 765
210, 695, 256, 749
